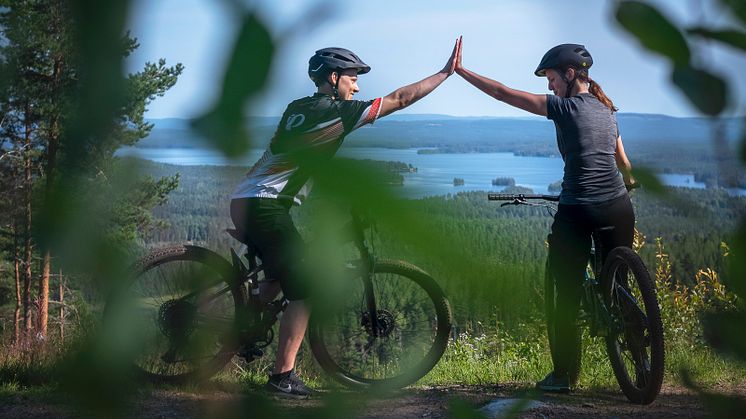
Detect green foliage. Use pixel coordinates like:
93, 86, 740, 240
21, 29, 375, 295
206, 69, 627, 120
616, 2, 746, 411
687, 27, 746, 52
1, 0, 744, 416
191, 13, 274, 157
615, 1, 691, 66
672, 66, 729, 117
652, 238, 738, 350
616, 1, 728, 116
720, 0, 746, 25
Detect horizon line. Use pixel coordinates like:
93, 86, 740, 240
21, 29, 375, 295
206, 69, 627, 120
146, 111, 745, 121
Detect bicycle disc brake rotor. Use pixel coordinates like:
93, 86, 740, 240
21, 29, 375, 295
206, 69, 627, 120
158, 299, 197, 339
361, 309, 397, 338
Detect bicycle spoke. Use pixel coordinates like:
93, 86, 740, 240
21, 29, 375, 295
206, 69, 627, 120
313, 263, 449, 385
602, 248, 664, 403
119, 248, 241, 381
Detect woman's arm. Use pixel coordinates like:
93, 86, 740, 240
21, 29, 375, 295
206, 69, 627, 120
455, 40, 547, 116
378, 37, 461, 118
615, 135, 635, 186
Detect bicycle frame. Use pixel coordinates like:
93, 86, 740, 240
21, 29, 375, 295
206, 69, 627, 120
213, 209, 384, 345
488, 193, 616, 336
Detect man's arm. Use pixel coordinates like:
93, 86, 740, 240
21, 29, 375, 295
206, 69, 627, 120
377, 37, 461, 118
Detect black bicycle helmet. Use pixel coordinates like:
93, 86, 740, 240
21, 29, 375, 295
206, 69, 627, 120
308, 47, 371, 81
534, 44, 593, 77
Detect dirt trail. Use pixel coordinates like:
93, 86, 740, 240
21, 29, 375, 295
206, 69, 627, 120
1, 383, 742, 418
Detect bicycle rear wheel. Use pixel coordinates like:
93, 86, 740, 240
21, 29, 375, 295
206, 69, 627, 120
106, 245, 246, 383
602, 246, 664, 404
309, 259, 452, 389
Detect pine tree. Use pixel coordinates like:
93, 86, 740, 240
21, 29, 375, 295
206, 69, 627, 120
0, 0, 182, 341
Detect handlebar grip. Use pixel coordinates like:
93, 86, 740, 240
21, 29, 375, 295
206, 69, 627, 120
487, 193, 518, 201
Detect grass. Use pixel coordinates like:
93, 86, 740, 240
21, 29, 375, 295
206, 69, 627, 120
4, 327, 743, 395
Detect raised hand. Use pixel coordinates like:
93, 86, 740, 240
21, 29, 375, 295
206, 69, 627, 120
455, 36, 464, 75
442, 36, 462, 76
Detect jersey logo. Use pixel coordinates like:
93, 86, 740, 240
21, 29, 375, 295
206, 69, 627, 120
285, 113, 306, 131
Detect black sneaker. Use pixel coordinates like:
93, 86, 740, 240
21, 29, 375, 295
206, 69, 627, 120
536, 371, 571, 392
265, 370, 312, 399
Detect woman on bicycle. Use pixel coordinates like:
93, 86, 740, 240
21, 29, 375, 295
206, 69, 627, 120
455, 42, 636, 391
230, 40, 460, 398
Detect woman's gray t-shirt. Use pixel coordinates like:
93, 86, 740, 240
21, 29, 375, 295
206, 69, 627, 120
546, 93, 626, 205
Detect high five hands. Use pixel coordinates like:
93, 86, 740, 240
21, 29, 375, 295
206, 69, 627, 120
454, 36, 464, 75
442, 36, 463, 76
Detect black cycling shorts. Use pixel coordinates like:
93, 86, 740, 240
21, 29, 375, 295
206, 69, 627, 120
229, 197, 311, 301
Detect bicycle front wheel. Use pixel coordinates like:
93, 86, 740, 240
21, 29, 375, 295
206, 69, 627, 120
602, 246, 664, 404
106, 245, 246, 383
309, 259, 452, 389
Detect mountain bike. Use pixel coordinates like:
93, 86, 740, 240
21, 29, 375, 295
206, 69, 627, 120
106, 210, 452, 390
488, 192, 664, 405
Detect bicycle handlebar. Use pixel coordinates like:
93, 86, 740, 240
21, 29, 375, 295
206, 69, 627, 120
487, 193, 560, 202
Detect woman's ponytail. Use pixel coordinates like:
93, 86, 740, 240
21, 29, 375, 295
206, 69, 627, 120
562, 66, 618, 112
587, 77, 617, 112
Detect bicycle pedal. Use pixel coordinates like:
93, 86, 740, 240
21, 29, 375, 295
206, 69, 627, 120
238, 346, 264, 362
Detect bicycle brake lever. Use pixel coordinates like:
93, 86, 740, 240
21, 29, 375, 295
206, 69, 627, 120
500, 199, 526, 207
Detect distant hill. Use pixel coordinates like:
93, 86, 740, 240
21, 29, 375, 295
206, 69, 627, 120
136, 113, 744, 187
140, 114, 742, 152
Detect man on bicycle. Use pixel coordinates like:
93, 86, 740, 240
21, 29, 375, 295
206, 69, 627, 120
230, 39, 461, 398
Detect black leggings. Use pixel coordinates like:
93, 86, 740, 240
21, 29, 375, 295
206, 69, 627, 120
547, 193, 635, 379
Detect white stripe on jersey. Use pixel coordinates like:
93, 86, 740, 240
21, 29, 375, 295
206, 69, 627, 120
304, 117, 342, 133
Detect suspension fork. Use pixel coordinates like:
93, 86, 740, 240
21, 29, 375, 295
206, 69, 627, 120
363, 272, 379, 337
351, 212, 380, 338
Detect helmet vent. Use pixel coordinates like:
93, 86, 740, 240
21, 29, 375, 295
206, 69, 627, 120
322, 52, 354, 63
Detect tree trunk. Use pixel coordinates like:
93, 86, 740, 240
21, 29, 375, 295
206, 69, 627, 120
38, 54, 63, 342
39, 252, 50, 340
23, 102, 33, 339
59, 271, 64, 342
13, 229, 21, 345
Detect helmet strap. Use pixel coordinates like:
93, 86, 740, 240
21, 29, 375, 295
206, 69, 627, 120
332, 71, 341, 100
560, 68, 576, 98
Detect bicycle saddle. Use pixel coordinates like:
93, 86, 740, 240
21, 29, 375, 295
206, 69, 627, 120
226, 228, 251, 245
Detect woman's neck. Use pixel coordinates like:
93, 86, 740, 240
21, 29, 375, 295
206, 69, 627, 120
571, 81, 589, 96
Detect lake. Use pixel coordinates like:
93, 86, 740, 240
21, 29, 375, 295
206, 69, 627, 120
116, 146, 708, 198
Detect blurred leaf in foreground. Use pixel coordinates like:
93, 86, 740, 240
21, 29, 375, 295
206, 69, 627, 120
672, 66, 728, 117
615, 1, 691, 66
681, 369, 746, 418
687, 27, 746, 52
191, 13, 274, 157
719, 0, 746, 26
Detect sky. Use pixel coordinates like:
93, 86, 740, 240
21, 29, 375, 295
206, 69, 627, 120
126, 0, 746, 119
